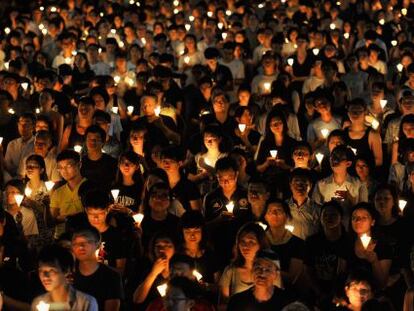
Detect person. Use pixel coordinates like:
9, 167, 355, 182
72, 227, 124, 311
93, 110, 122, 159
246, 177, 271, 221
80, 125, 117, 192
334, 273, 374, 311
219, 223, 268, 304
354, 156, 379, 200
50, 150, 86, 238
391, 114, 414, 165
227, 249, 293, 311
31, 244, 98, 311
4, 113, 35, 177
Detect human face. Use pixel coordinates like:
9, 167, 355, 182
238, 232, 260, 261
290, 176, 311, 197
217, 169, 238, 192
403, 122, 414, 138
351, 209, 374, 235
86, 132, 103, 152
314, 99, 331, 114
129, 131, 145, 148
248, 183, 269, 207
86, 207, 108, 228
253, 258, 278, 289
26, 160, 43, 179
345, 281, 372, 308
212, 95, 228, 113
119, 157, 138, 177
355, 159, 369, 180
149, 188, 170, 212
328, 136, 344, 152
292, 148, 310, 168
72, 236, 99, 261
38, 264, 66, 293
374, 189, 394, 217
57, 159, 80, 182
5, 185, 21, 205
164, 286, 193, 311
141, 97, 157, 116
321, 206, 341, 230
18, 117, 34, 139
264, 203, 287, 228
92, 94, 106, 110
154, 238, 175, 260
34, 138, 50, 157
203, 133, 220, 150
183, 227, 202, 246
238, 90, 250, 105
78, 103, 94, 120
347, 105, 366, 122
161, 158, 180, 174
269, 117, 283, 134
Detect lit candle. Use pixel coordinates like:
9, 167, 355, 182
50, 6, 57, 12
263, 82, 271, 92
379, 18, 385, 25
0, 137, 3, 145
25, 187, 32, 197
41, 28, 48, 35
225, 9, 232, 16
207, 11, 213, 17
329, 23, 336, 30
192, 270, 203, 281
399, 199, 407, 212
351, 147, 357, 155
36, 301, 50, 311
74, 145, 82, 153
312, 48, 319, 56
380, 99, 387, 109
133, 213, 144, 225
64, 57, 71, 64
114, 75, 121, 84
226, 201, 234, 213
285, 224, 294, 232
157, 283, 168, 297
344, 33, 350, 39
111, 107, 119, 114
45, 181, 55, 192
141, 37, 146, 45
204, 158, 211, 166
360, 233, 371, 250
184, 56, 190, 64
154, 106, 161, 116
371, 119, 380, 130
270, 150, 278, 158
185, 24, 191, 31
238, 124, 246, 133
222, 32, 227, 40
316, 153, 324, 165
127, 106, 134, 114
287, 58, 294, 66
8, 108, 15, 114
258, 3, 265, 8
125, 77, 134, 87
402, 8, 408, 16
391, 40, 397, 46
397, 63, 404, 72
321, 128, 329, 139
173, 0, 179, 6
21, 82, 28, 90
217, 22, 224, 29
71, 50, 77, 56
257, 222, 268, 230
189, 15, 195, 22
111, 189, 120, 201
110, 28, 116, 35
14, 194, 24, 207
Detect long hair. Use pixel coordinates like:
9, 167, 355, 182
177, 210, 209, 253
115, 151, 144, 185
263, 107, 289, 144
24, 154, 48, 182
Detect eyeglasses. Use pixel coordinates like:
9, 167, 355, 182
351, 215, 370, 222
72, 240, 96, 249
253, 265, 277, 274
150, 192, 170, 200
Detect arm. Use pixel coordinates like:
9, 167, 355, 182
391, 141, 399, 164
133, 258, 167, 304
115, 258, 126, 275
3, 295, 30, 311
369, 130, 383, 166
287, 258, 304, 285
59, 125, 71, 152
189, 199, 201, 211
371, 259, 391, 289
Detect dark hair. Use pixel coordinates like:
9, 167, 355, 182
57, 149, 81, 164
201, 125, 227, 153
143, 182, 171, 216
71, 226, 101, 245
25, 154, 48, 181
5, 179, 24, 194
116, 151, 144, 185
349, 202, 378, 236
19, 112, 36, 124
373, 184, 399, 218
168, 276, 205, 300
215, 156, 238, 173
262, 198, 292, 220
264, 107, 289, 142
81, 189, 111, 210
398, 114, 414, 141
85, 125, 106, 142
178, 211, 208, 251
233, 222, 268, 267
289, 167, 312, 184
89, 87, 110, 105
169, 254, 196, 271
38, 244, 74, 274
148, 231, 176, 262
321, 200, 343, 217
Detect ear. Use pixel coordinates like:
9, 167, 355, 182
346, 160, 352, 168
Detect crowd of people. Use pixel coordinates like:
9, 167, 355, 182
1, 0, 414, 310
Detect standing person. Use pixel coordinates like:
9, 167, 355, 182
72, 227, 124, 311
31, 244, 98, 311
50, 150, 86, 239
227, 249, 293, 310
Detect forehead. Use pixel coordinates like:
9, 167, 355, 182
217, 169, 236, 176
254, 258, 275, 269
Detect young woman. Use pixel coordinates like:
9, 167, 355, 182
348, 203, 392, 290
354, 155, 379, 199
263, 199, 305, 287
72, 52, 95, 93
391, 114, 414, 164
335, 273, 374, 311
219, 222, 268, 303
38, 89, 64, 145
128, 124, 150, 173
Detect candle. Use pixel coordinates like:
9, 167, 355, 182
391, 40, 397, 46
192, 270, 203, 281
287, 58, 294, 66
154, 106, 161, 116
397, 63, 404, 72
111, 107, 119, 114
258, 3, 265, 8
41, 28, 48, 35
14, 194, 24, 207
371, 119, 380, 130
204, 158, 211, 166
21, 82, 29, 90
226, 201, 234, 213
263, 82, 271, 92
321, 128, 329, 139
316, 153, 324, 165
207, 11, 213, 17
141, 37, 146, 45
25, 187, 32, 197
329, 23, 336, 30
71, 50, 77, 56
257, 222, 268, 230
270, 150, 278, 158
185, 24, 191, 31
125, 77, 134, 87
45, 181, 55, 192
8, 108, 15, 114
344, 32, 350, 39
189, 15, 195, 22
0, 137, 3, 145
238, 124, 246, 133
184, 56, 190, 64
110, 28, 116, 35
222, 32, 227, 40
360, 233, 371, 250
225, 9, 232, 16
173, 0, 179, 6
35, 108, 40, 114
312, 48, 319, 56
399, 200, 407, 212
380, 99, 387, 109
402, 8, 408, 16
350, 147, 357, 155
36, 301, 50, 311
111, 189, 120, 201
74, 145, 82, 153
157, 283, 168, 297
285, 224, 294, 232
379, 18, 385, 25
113, 75, 121, 84
127, 106, 134, 114
133, 213, 144, 224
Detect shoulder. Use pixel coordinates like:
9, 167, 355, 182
74, 289, 98, 307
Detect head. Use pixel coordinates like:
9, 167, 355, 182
265, 108, 288, 138
25, 154, 47, 181
145, 182, 171, 216
253, 250, 281, 290
85, 125, 106, 154
141, 95, 158, 117
34, 130, 53, 157
215, 157, 239, 193
234, 222, 268, 266
149, 232, 175, 262
77, 96, 95, 120
82, 189, 111, 228
211, 90, 230, 114
56, 150, 81, 182
292, 143, 312, 168
289, 168, 312, 198
263, 199, 291, 229
18, 113, 35, 140
163, 277, 202, 311
344, 274, 373, 309
71, 227, 101, 262
327, 129, 345, 152
321, 201, 343, 230
330, 145, 353, 174
129, 124, 147, 150
374, 184, 399, 219
350, 203, 377, 236
117, 151, 142, 183
4, 179, 24, 206
347, 98, 367, 123
354, 156, 373, 181
179, 210, 206, 250
160, 145, 185, 175
248, 177, 270, 211
202, 125, 223, 152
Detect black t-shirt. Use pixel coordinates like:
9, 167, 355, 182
113, 181, 143, 212
270, 235, 305, 272
74, 263, 124, 311
101, 226, 127, 268
81, 154, 117, 191
171, 177, 201, 212
140, 213, 180, 250
227, 287, 293, 311
134, 115, 178, 148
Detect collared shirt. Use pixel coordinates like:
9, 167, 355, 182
384, 115, 402, 146
4, 136, 34, 177
8, 206, 39, 236
286, 197, 321, 240
31, 286, 98, 311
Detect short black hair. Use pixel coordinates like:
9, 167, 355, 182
81, 189, 111, 210
215, 156, 238, 173
38, 244, 74, 273
72, 226, 101, 245
57, 149, 81, 163
289, 168, 312, 183
85, 125, 106, 142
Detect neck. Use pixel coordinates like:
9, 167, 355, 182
245, 258, 254, 269
251, 203, 264, 219
185, 244, 200, 256
67, 175, 82, 190
79, 258, 99, 275
223, 187, 236, 199
333, 172, 347, 185
168, 171, 181, 186
215, 112, 227, 123
21, 135, 32, 142
351, 122, 365, 131
7, 204, 19, 215
269, 226, 287, 240
324, 226, 342, 241
132, 145, 144, 156
94, 223, 109, 233
379, 213, 395, 225
254, 285, 274, 302
320, 112, 332, 122
78, 118, 92, 128
151, 210, 168, 221
50, 284, 69, 303
28, 178, 42, 189
88, 150, 102, 161
123, 175, 135, 186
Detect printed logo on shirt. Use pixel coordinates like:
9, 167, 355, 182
239, 198, 248, 209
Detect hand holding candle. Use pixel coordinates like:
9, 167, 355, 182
226, 201, 234, 213
360, 233, 371, 250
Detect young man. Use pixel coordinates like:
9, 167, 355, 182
160, 145, 201, 212
72, 227, 124, 311
227, 250, 293, 310
31, 244, 98, 311
50, 150, 86, 238
247, 177, 270, 221
80, 125, 117, 192
312, 145, 368, 226
285, 168, 320, 240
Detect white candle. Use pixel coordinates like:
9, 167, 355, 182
45, 181, 55, 192
270, 150, 278, 158
8, 108, 15, 114
113, 75, 121, 84
238, 124, 246, 133
21, 82, 28, 90
226, 201, 234, 213
36, 301, 50, 311
35, 108, 40, 114
127, 106, 134, 114
222, 32, 227, 40
141, 37, 146, 45
344, 32, 350, 39
257, 222, 268, 230
207, 11, 213, 17
189, 15, 195, 22
399, 200, 407, 212
397, 63, 404, 72
360, 233, 371, 249
192, 270, 203, 281
111, 107, 119, 114
285, 224, 294, 232
25, 187, 32, 197
0, 137, 3, 145
321, 128, 329, 139
380, 99, 387, 109
402, 8, 408, 16
312, 48, 319, 56
329, 23, 336, 30
225, 10, 232, 16
379, 18, 385, 25
263, 82, 271, 92
154, 106, 161, 117
217, 22, 223, 29
316, 153, 324, 165
391, 40, 397, 46
74, 145, 82, 153
133, 213, 144, 224
371, 119, 380, 130
157, 283, 168, 297
287, 58, 294, 66
110, 28, 116, 34
111, 189, 120, 201
351, 147, 357, 155
184, 56, 190, 64
185, 24, 191, 31
14, 194, 24, 207
71, 50, 77, 56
